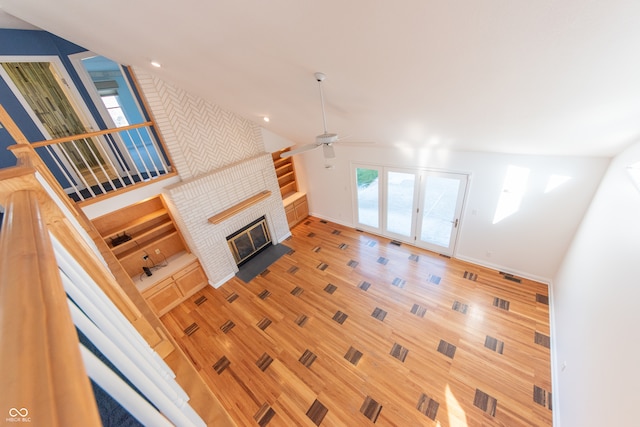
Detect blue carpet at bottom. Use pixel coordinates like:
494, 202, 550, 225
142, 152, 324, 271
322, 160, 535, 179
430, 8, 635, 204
235, 243, 291, 283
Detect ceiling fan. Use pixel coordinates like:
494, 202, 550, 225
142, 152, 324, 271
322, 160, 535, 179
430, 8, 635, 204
281, 72, 340, 159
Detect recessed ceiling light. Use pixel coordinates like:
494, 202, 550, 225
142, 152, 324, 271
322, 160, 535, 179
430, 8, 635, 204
263, 117, 270, 122
150, 61, 162, 68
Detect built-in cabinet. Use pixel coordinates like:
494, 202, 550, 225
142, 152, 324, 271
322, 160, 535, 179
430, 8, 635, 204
272, 148, 309, 228
284, 193, 309, 227
92, 195, 208, 315
141, 256, 206, 316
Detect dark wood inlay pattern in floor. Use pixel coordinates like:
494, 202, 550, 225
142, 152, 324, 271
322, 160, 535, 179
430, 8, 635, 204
258, 289, 271, 300
332, 310, 348, 324
257, 317, 272, 330
452, 300, 469, 314
183, 322, 199, 336
416, 393, 440, 421
307, 232, 316, 238
305, 220, 313, 225
287, 266, 299, 274
347, 259, 359, 268
220, 320, 235, 334
306, 399, 328, 426
213, 355, 230, 374
194, 295, 207, 305
324, 283, 337, 294
316, 262, 329, 271
287, 248, 295, 255
390, 343, 409, 362
427, 273, 441, 284
256, 353, 274, 372
500, 272, 522, 283
535, 332, 551, 348
312, 246, 321, 253
484, 336, 505, 354
533, 385, 553, 410
464, 271, 478, 281
358, 281, 371, 291
377, 256, 389, 265
390, 240, 402, 246
493, 297, 511, 311
319, 219, 327, 224
332, 229, 341, 235
254, 403, 276, 427
160, 216, 552, 426
371, 307, 387, 321
410, 303, 427, 318
344, 346, 363, 365
360, 396, 383, 423
392, 277, 406, 288
295, 314, 308, 327
299, 349, 317, 368
437, 340, 457, 359
536, 293, 549, 305
260, 269, 271, 277
473, 389, 497, 416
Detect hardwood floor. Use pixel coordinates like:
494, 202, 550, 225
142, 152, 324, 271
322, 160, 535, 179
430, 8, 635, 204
161, 217, 552, 426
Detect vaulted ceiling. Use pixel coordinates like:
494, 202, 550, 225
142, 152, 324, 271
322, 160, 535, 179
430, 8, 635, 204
2, 1, 640, 157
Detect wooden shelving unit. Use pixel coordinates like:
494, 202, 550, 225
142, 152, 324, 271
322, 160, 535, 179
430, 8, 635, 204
92, 195, 188, 278
272, 149, 298, 199
272, 148, 309, 227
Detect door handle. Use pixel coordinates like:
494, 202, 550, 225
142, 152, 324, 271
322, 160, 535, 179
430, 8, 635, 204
453, 218, 459, 228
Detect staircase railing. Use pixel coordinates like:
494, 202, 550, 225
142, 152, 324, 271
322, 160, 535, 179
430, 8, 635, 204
0, 166, 103, 426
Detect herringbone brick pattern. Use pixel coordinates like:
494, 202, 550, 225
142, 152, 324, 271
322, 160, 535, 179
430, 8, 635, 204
135, 68, 264, 179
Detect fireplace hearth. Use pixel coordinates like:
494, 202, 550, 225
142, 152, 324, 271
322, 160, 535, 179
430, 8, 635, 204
226, 216, 272, 266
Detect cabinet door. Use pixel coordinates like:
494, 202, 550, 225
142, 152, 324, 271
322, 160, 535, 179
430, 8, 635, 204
285, 203, 297, 226
175, 262, 207, 296
294, 196, 309, 221
145, 280, 181, 315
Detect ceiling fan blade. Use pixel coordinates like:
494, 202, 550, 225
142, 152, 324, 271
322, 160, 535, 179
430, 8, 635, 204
280, 143, 320, 158
323, 143, 336, 159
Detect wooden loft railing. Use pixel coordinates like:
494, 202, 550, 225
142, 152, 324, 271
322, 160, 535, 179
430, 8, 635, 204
0, 68, 177, 205
0, 167, 102, 425
0, 149, 235, 424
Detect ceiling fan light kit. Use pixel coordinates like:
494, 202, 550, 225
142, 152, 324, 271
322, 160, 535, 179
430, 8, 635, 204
280, 72, 342, 159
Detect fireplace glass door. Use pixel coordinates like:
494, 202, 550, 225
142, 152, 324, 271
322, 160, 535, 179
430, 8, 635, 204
227, 218, 271, 265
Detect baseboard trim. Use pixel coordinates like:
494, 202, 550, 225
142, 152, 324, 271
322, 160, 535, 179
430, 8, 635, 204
454, 254, 552, 285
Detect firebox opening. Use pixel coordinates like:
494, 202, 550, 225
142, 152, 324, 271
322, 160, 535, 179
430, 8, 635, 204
226, 216, 272, 267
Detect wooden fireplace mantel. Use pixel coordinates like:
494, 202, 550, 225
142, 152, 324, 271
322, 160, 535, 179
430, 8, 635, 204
208, 190, 271, 224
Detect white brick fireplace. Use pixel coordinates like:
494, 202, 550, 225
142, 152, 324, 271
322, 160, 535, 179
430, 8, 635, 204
163, 154, 289, 287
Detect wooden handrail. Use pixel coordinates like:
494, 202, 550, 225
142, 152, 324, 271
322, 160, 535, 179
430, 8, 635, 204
0, 190, 102, 426
24, 121, 155, 148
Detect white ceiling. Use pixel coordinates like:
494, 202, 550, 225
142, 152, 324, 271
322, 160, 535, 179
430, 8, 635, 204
2, 1, 640, 157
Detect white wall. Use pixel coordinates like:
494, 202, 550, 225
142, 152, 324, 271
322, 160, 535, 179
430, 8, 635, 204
552, 140, 640, 427
297, 144, 609, 281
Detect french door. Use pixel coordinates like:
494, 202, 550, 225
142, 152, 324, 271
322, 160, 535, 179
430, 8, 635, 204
353, 164, 468, 256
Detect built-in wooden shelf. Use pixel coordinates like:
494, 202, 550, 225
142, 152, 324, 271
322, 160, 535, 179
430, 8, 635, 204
208, 190, 271, 225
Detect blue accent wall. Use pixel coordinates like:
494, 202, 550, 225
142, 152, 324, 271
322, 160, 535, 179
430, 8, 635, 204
0, 29, 92, 170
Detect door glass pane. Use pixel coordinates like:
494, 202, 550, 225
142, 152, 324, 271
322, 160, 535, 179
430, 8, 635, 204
421, 176, 460, 247
386, 171, 415, 237
356, 168, 379, 228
